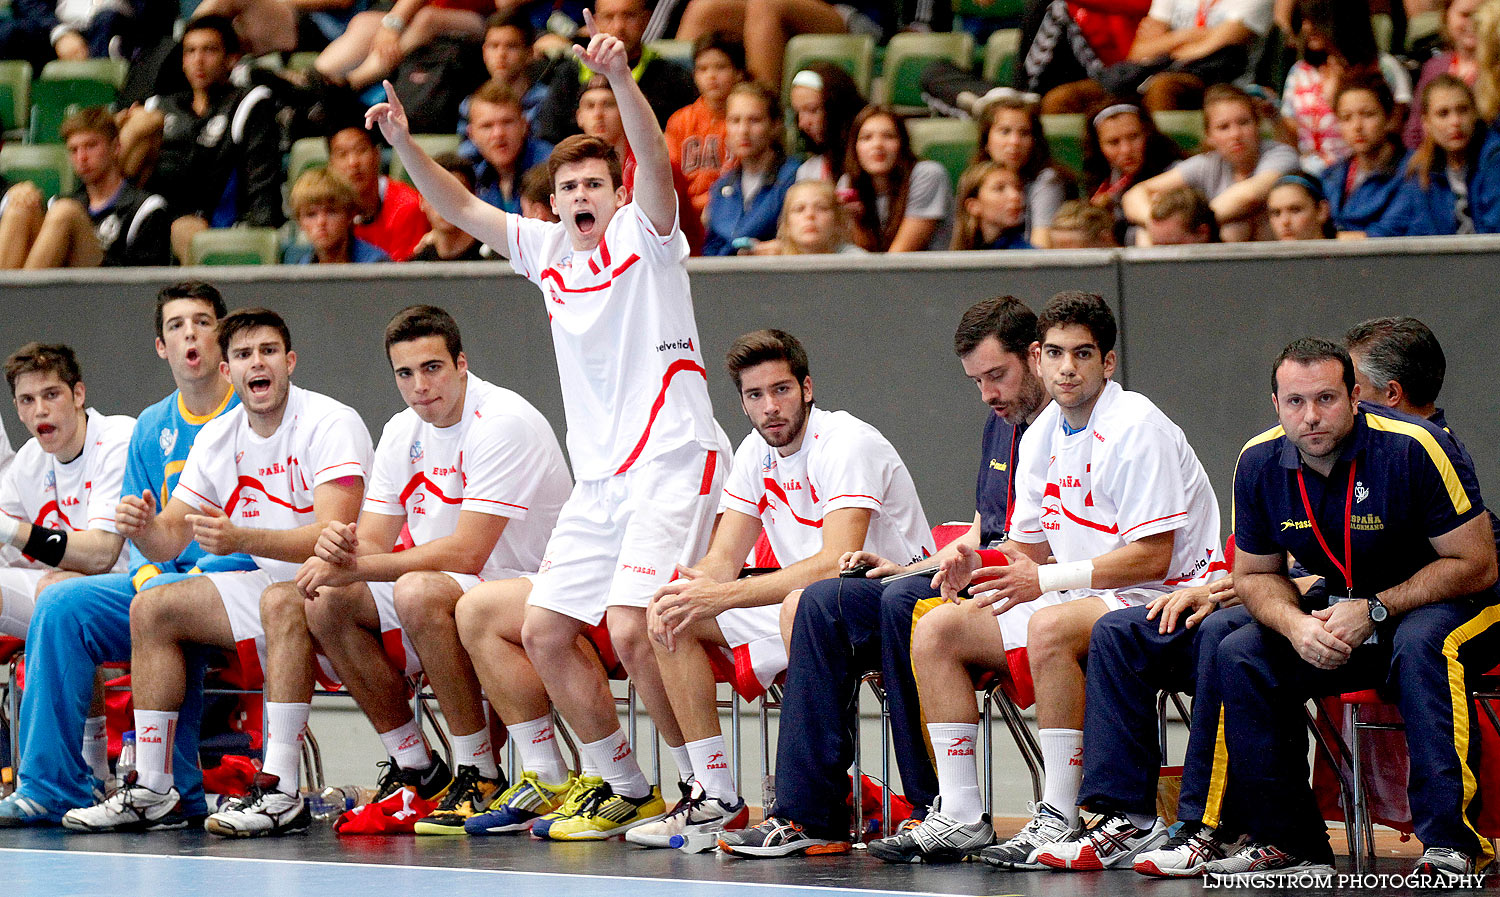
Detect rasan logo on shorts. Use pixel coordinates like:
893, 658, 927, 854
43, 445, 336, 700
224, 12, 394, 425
656, 338, 694, 353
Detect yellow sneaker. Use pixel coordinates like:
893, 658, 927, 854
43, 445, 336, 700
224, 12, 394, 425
413, 765, 505, 835
464, 771, 576, 835
535, 778, 666, 841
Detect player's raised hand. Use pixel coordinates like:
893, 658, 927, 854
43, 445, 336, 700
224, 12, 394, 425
574, 8, 630, 79
314, 519, 358, 566
186, 504, 238, 556
116, 489, 158, 536
364, 80, 411, 146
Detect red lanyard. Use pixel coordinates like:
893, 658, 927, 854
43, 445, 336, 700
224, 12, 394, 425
1195, 0, 1217, 28
1344, 158, 1360, 198
1296, 461, 1356, 598
1002, 425, 1020, 537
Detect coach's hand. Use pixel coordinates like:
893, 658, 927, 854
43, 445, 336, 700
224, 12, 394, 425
1289, 612, 1353, 670
186, 504, 240, 556
649, 565, 725, 650
296, 555, 354, 598
1312, 601, 1373, 656
840, 550, 901, 578
315, 520, 359, 567
364, 80, 411, 147
972, 550, 1042, 615
934, 542, 981, 602
116, 489, 158, 536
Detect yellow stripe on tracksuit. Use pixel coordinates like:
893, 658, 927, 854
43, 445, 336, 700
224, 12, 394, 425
1442, 602, 1500, 870
1364, 414, 1473, 516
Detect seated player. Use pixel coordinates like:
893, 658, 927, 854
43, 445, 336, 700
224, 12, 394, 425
0, 343, 133, 641
327, 125, 429, 262
630, 329, 931, 848
0, 107, 170, 270
284, 170, 393, 265
286, 305, 569, 835
869, 292, 1223, 868
0, 284, 246, 830
62, 309, 371, 836
369, 9, 728, 842
718, 296, 1049, 858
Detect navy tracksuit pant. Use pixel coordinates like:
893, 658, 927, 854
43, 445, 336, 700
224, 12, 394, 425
770, 573, 945, 839
1079, 604, 1254, 828
1219, 598, 1500, 866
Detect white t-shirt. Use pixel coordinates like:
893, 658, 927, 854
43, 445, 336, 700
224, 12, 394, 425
1148, 0, 1274, 36
363, 373, 572, 580
175, 385, 373, 580
1009, 380, 1223, 604
720, 407, 933, 569
0, 407, 133, 572
505, 202, 719, 481
0, 413, 14, 484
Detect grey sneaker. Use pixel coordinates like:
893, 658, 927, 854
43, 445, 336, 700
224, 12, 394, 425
1413, 846, 1475, 884
1200, 839, 1336, 883
1134, 821, 1246, 878
625, 780, 749, 849
978, 801, 1083, 870
716, 816, 850, 858
1034, 812, 1168, 870
62, 776, 191, 832
204, 772, 311, 838
867, 797, 996, 864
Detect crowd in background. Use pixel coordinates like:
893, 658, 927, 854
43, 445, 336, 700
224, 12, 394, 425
1, 0, 1498, 269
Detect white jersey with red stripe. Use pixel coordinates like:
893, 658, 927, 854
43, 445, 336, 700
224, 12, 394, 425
504, 202, 719, 481
0, 407, 133, 572
363, 372, 572, 580
720, 407, 933, 568
1008, 379, 1223, 605
174, 385, 373, 580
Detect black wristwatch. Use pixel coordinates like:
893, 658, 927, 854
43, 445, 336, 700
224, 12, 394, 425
1367, 595, 1389, 623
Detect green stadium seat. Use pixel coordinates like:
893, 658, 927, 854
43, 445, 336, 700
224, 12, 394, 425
28, 78, 118, 144
982, 28, 1020, 85
907, 117, 978, 191
1407, 11, 1442, 51
190, 227, 282, 266
782, 34, 876, 100
287, 137, 329, 187
0, 143, 75, 200
1041, 113, 1084, 175
0, 59, 30, 134
1370, 13, 1392, 54
1152, 109, 1204, 156
882, 31, 973, 113
646, 38, 694, 68
389, 133, 463, 184
40, 58, 128, 89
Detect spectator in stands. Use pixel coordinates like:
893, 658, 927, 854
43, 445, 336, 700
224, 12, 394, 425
456, 12, 550, 151
1267, 172, 1336, 238
315, 0, 495, 92
1043, 0, 1275, 112
327, 125, 430, 261
973, 96, 1075, 247
533, 0, 696, 144
1321, 73, 1407, 237
1123, 84, 1298, 241
8, 0, 156, 64
1145, 184, 1219, 242
0, 107, 170, 270
1047, 198, 1121, 246
1471, 0, 1500, 122
1279, 0, 1412, 175
789, 63, 864, 183
666, 32, 746, 219
1381, 75, 1500, 234
191, 0, 364, 56
702, 84, 801, 255
758, 180, 865, 253
407, 152, 495, 259
840, 106, 954, 252
116, 16, 283, 263
1406, 0, 1483, 148
284, 168, 393, 263
519, 162, 559, 221
1081, 101, 1181, 242
466, 80, 552, 213
952, 162, 1033, 249
1015, 0, 1151, 97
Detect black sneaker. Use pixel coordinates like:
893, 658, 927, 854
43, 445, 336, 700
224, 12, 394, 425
413, 764, 505, 835
371, 755, 453, 803
867, 797, 996, 863
717, 816, 851, 858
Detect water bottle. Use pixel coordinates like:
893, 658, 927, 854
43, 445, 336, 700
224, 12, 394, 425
305, 785, 360, 822
761, 774, 775, 816
117, 731, 136, 782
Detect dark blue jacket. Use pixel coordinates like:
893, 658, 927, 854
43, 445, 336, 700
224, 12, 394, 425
1372, 130, 1500, 236
701, 156, 802, 256
1322, 150, 1409, 234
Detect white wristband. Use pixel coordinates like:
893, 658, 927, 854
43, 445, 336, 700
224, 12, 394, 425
1037, 559, 1093, 593
0, 516, 20, 547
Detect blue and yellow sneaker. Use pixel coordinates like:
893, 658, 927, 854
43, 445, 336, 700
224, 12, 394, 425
465, 770, 575, 835
532, 775, 666, 841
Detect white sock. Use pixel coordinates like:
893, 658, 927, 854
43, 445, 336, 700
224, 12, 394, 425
133, 709, 177, 794
261, 702, 310, 795
377, 718, 431, 772
506, 715, 569, 784
82, 715, 110, 783
450, 727, 500, 780
1039, 728, 1083, 825
667, 743, 694, 784
928, 722, 983, 823
580, 729, 650, 799
685, 735, 735, 803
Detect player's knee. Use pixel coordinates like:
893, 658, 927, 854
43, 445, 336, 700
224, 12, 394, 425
129, 585, 177, 640
605, 610, 653, 668
521, 609, 574, 658
779, 590, 802, 639
912, 602, 964, 663
392, 571, 457, 634
260, 582, 306, 626
1027, 605, 1083, 663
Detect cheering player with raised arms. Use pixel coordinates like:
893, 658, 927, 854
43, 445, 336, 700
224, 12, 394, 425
368, 9, 728, 840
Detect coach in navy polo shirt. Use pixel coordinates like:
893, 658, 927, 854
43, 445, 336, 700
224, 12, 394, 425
1214, 337, 1499, 882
